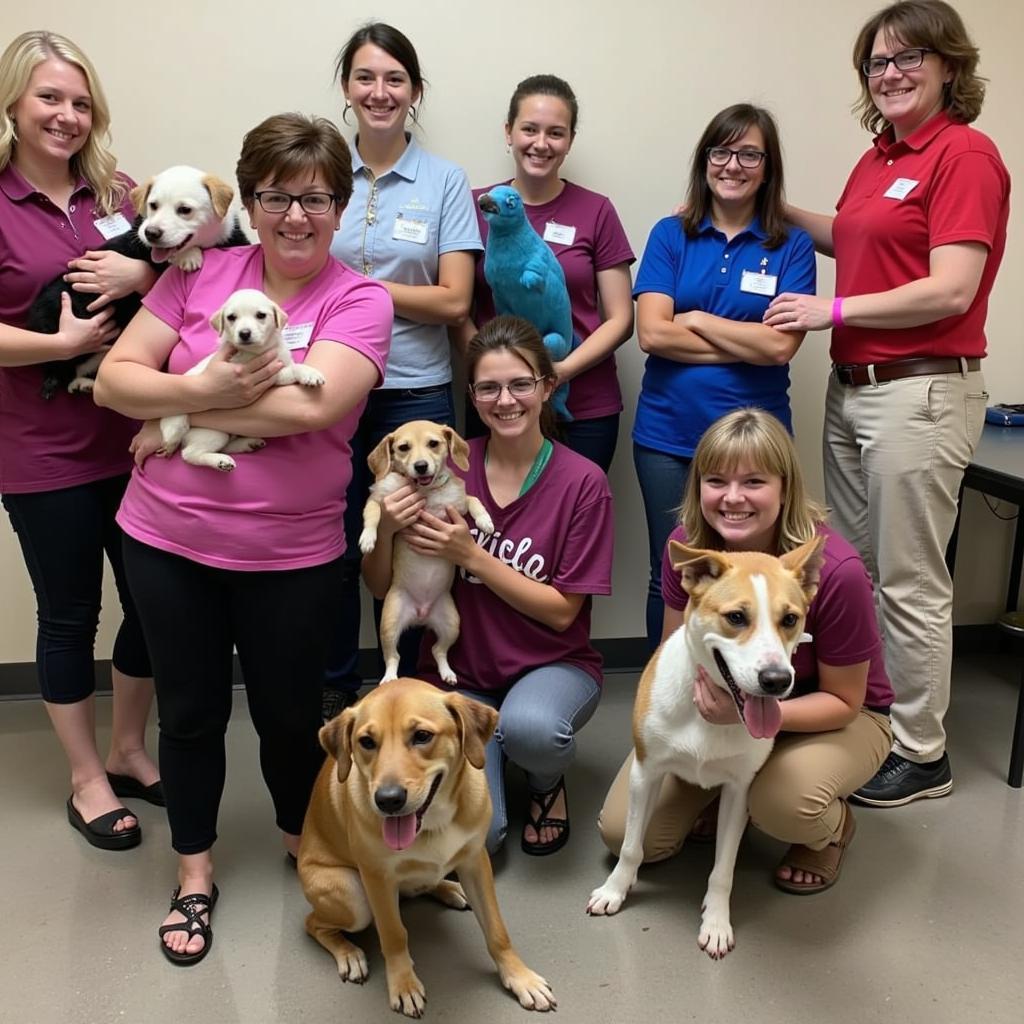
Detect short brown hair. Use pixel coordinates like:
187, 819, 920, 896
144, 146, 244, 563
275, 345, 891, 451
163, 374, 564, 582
236, 113, 353, 209
852, 0, 986, 133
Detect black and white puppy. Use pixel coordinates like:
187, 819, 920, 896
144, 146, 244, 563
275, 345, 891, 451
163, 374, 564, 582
26, 165, 249, 399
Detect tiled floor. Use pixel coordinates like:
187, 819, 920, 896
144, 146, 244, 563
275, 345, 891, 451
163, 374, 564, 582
3, 654, 1023, 1024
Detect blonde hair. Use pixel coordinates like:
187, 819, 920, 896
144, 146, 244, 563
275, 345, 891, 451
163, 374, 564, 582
0, 31, 126, 215
680, 408, 827, 554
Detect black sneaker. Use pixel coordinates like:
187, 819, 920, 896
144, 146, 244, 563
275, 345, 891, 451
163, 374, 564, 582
321, 687, 360, 723
850, 752, 953, 807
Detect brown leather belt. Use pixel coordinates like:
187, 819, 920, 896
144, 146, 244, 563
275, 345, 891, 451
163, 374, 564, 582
832, 356, 980, 387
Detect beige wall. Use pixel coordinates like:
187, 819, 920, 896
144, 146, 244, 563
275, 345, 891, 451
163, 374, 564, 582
1, 0, 1021, 663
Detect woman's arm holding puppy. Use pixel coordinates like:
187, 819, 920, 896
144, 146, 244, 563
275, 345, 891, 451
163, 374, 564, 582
361, 483, 427, 599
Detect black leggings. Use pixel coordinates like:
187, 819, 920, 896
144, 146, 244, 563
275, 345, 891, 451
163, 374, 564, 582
122, 536, 341, 854
2, 474, 150, 703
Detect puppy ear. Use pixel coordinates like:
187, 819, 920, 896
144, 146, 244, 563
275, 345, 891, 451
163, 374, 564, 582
366, 433, 394, 479
202, 175, 235, 220
319, 708, 356, 783
779, 535, 826, 604
209, 304, 226, 335
445, 693, 497, 770
670, 543, 732, 597
271, 301, 288, 331
443, 426, 471, 471
130, 178, 153, 217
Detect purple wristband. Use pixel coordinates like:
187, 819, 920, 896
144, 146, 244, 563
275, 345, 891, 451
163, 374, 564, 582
832, 296, 844, 328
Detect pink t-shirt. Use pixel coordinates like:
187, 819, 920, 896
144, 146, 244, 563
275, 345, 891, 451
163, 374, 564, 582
0, 164, 138, 493
418, 437, 614, 692
472, 181, 634, 420
661, 524, 894, 711
116, 246, 392, 570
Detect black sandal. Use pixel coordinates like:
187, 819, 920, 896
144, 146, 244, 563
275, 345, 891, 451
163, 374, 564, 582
158, 884, 219, 966
521, 776, 570, 856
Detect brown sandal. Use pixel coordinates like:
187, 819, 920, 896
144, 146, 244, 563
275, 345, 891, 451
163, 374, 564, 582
774, 802, 857, 895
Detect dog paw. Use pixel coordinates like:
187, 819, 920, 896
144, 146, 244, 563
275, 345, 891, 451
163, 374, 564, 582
697, 912, 735, 960
215, 455, 236, 472
474, 513, 495, 536
173, 248, 204, 272
379, 669, 399, 684
388, 970, 426, 1018
358, 529, 377, 555
296, 366, 326, 387
67, 377, 95, 394
431, 880, 469, 910
337, 945, 370, 983
586, 883, 627, 916
501, 967, 556, 1012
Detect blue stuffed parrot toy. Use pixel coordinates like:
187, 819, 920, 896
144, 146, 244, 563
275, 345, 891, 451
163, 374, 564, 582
478, 185, 576, 421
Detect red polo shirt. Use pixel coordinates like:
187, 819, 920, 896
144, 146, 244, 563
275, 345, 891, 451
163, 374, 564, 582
831, 112, 1010, 365
0, 163, 138, 493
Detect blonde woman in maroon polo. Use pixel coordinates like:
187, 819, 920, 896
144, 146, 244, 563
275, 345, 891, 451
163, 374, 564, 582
764, 1, 1010, 806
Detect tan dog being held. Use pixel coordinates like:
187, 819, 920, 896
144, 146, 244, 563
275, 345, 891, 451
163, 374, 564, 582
359, 422, 494, 683
299, 678, 555, 1017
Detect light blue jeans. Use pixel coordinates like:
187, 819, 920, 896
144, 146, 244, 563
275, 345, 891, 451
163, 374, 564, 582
458, 663, 601, 853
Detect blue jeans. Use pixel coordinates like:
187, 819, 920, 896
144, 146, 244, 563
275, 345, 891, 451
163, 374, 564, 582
325, 383, 456, 691
2, 474, 150, 703
633, 442, 692, 651
458, 663, 601, 853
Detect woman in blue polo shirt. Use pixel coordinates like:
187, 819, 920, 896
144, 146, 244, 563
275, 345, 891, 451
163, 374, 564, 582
632, 103, 816, 648
324, 23, 483, 712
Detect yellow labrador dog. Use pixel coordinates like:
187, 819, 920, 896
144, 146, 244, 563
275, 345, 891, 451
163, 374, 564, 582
299, 678, 555, 1017
359, 422, 494, 683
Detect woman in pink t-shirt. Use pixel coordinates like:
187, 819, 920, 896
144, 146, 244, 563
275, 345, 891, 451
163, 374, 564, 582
94, 113, 392, 965
363, 315, 614, 856
0, 32, 160, 854
599, 409, 894, 894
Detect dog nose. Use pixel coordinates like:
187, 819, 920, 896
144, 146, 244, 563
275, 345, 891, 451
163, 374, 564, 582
374, 784, 408, 814
144, 226, 163, 242
413, 460, 429, 475
237, 328, 251, 342
757, 666, 792, 695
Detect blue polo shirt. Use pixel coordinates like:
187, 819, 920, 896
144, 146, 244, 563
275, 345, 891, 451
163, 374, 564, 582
632, 214, 816, 457
331, 135, 482, 388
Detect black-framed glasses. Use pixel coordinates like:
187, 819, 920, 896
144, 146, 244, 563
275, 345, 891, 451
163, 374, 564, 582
253, 190, 339, 215
470, 376, 545, 402
706, 146, 767, 169
861, 47, 934, 77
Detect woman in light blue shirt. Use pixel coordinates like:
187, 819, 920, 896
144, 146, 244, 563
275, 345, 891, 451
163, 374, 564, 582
324, 23, 482, 713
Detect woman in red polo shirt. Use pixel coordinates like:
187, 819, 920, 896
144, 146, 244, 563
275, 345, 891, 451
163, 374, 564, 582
764, 0, 1010, 807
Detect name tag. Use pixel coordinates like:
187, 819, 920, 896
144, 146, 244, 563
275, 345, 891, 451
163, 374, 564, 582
740, 270, 778, 296
281, 322, 314, 350
392, 215, 429, 244
883, 177, 919, 200
543, 221, 576, 245
93, 212, 132, 239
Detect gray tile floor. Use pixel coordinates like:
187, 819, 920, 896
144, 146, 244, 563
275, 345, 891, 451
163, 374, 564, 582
3, 654, 1024, 1024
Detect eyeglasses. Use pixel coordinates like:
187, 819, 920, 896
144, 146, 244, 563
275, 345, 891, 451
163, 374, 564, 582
253, 190, 339, 215
706, 147, 767, 169
470, 376, 545, 402
861, 47, 934, 78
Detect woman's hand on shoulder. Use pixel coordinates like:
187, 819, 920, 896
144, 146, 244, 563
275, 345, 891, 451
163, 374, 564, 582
195, 344, 283, 409
405, 506, 477, 567
693, 665, 741, 726
763, 292, 832, 332
55, 292, 118, 358
66, 250, 159, 312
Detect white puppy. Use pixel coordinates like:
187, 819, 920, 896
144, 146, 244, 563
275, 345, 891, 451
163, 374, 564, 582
133, 165, 249, 272
160, 289, 325, 472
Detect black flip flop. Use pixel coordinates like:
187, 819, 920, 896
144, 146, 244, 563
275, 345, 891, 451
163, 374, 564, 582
521, 776, 570, 856
159, 885, 219, 966
107, 771, 166, 807
66, 795, 142, 851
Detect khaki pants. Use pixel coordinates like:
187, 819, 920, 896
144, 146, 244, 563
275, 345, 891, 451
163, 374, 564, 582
823, 370, 987, 763
597, 709, 892, 861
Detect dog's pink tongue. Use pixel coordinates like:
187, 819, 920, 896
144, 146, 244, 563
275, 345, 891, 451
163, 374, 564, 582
743, 696, 783, 739
382, 813, 418, 851
149, 246, 172, 263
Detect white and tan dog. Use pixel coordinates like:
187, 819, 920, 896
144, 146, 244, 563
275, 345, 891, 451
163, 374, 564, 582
160, 288, 325, 471
359, 421, 494, 683
134, 164, 249, 271
587, 537, 824, 958
299, 677, 555, 1017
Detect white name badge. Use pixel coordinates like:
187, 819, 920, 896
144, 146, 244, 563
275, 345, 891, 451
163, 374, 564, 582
93, 212, 132, 239
883, 177, 920, 200
392, 216, 429, 244
543, 221, 576, 245
281, 322, 314, 351
740, 270, 778, 297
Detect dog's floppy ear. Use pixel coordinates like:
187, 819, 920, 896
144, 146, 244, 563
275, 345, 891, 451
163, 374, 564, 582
130, 178, 153, 217
319, 708, 356, 782
445, 693, 497, 770
202, 175, 235, 220
366, 433, 395, 480
670, 542, 732, 597
443, 426, 471, 471
209, 302, 227, 336
779, 535, 826, 604
270, 300, 288, 331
